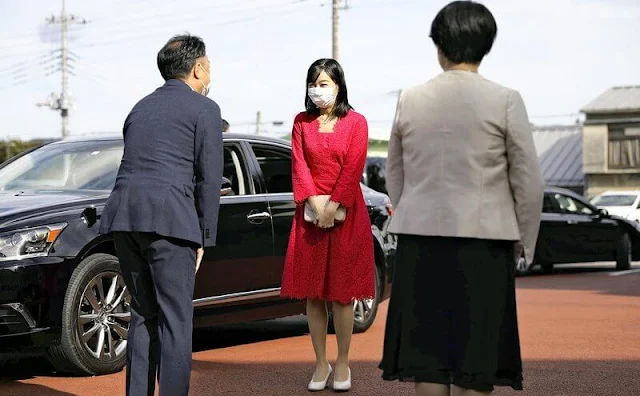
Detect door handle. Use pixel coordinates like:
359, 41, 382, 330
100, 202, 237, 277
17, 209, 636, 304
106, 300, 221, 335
567, 220, 578, 224
246, 211, 271, 222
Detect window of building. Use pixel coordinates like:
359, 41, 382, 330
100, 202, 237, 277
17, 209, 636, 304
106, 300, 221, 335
608, 123, 640, 169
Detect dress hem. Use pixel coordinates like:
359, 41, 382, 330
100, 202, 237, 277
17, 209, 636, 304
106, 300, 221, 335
379, 366, 524, 391
280, 292, 375, 305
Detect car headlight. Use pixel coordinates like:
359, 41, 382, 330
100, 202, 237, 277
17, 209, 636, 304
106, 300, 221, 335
0, 223, 67, 261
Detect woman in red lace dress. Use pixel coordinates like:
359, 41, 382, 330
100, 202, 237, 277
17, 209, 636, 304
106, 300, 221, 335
280, 59, 375, 392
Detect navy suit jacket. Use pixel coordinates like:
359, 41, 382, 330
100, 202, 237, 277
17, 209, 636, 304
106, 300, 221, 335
100, 79, 223, 248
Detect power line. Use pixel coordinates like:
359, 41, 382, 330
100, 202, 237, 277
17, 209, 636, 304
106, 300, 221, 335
0, 1, 295, 62
80, 0, 284, 31
0, 0, 290, 48
72, 1, 319, 50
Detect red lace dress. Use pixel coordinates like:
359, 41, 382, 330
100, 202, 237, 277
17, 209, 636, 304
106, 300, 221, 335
280, 110, 376, 304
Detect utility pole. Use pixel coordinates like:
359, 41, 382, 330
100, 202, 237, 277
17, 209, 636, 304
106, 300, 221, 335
332, 0, 339, 60
255, 111, 262, 135
37, 0, 88, 138
332, 0, 349, 60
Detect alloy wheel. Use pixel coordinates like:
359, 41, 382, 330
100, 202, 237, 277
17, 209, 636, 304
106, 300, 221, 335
77, 271, 131, 361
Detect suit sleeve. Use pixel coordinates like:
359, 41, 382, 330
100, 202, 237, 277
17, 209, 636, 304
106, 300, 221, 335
386, 93, 404, 208
194, 105, 224, 248
505, 90, 544, 264
330, 115, 368, 209
292, 116, 317, 205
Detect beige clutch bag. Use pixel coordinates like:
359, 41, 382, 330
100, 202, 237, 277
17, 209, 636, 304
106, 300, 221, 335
304, 195, 346, 223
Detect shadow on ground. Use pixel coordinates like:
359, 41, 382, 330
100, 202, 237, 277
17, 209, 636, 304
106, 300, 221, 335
191, 315, 308, 353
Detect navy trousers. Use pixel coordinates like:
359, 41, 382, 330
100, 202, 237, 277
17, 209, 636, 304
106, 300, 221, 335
113, 232, 197, 396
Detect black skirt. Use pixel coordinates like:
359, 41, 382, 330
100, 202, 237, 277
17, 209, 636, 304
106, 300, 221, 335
379, 235, 523, 392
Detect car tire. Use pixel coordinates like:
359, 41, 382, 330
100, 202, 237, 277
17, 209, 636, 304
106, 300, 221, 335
328, 265, 382, 334
616, 233, 632, 271
47, 253, 131, 375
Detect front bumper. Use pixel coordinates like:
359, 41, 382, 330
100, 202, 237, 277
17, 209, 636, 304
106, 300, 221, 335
0, 303, 55, 348
0, 256, 76, 348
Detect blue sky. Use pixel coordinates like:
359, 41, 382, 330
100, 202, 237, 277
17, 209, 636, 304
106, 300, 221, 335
0, 0, 639, 141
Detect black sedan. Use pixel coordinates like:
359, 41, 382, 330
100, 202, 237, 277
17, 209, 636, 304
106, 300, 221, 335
516, 186, 640, 274
0, 135, 395, 376
362, 156, 387, 194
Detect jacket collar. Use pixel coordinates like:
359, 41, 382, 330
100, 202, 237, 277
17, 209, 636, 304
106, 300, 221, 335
164, 79, 196, 91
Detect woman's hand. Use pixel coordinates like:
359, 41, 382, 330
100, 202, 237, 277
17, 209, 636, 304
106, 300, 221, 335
307, 196, 324, 216
196, 248, 204, 273
317, 200, 340, 229
317, 206, 335, 228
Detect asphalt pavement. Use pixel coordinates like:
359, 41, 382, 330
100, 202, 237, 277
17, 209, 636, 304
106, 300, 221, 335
1, 262, 639, 396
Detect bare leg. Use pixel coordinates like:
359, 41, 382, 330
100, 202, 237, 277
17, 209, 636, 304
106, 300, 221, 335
331, 301, 354, 382
451, 385, 491, 396
415, 382, 450, 396
306, 299, 330, 381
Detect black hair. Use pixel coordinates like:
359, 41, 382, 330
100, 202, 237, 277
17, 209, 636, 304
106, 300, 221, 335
429, 1, 497, 64
222, 119, 230, 132
304, 58, 352, 119
157, 34, 206, 81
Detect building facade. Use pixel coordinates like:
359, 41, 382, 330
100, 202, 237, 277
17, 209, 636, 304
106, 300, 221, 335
582, 86, 640, 198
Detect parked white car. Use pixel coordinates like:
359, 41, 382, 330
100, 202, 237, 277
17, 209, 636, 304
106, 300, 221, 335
590, 191, 640, 221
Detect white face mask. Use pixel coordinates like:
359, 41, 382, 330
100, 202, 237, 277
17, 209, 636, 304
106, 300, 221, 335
199, 66, 211, 97
308, 87, 336, 108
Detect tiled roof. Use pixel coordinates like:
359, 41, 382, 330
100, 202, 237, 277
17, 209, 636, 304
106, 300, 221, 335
533, 125, 583, 187
581, 86, 640, 114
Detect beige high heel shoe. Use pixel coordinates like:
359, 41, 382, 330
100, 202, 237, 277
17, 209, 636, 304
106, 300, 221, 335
332, 367, 351, 392
308, 364, 332, 392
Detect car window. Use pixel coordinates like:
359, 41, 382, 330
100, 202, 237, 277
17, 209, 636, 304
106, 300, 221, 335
554, 193, 594, 215
0, 141, 123, 191
222, 144, 249, 196
542, 194, 560, 214
250, 144, 292, 194
591, 194, 638, 207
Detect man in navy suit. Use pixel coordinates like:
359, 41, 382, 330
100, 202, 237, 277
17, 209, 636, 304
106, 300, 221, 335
100, 34, 223, 396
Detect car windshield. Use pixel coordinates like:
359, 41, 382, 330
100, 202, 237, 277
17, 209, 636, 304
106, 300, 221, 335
0, 140, 124, 191
591, 194, 638, 207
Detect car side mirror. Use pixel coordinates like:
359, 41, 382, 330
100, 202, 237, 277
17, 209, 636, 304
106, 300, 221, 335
221, 177, 233, 196
596, 208, 609, 218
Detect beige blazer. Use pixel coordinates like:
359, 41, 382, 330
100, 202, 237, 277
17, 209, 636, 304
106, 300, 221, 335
386, 70, 544, 263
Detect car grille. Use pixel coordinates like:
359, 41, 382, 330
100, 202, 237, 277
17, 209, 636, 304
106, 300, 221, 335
0, 304, 35, 336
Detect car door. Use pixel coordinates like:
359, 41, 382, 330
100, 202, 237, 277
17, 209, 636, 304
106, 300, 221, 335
537, 192, 576, 264
192, 141, 276, 308
246, 141, 296, 290
554, 192, 620, 263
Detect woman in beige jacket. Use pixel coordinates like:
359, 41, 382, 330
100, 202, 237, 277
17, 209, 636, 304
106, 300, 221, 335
379, 1, 544, 395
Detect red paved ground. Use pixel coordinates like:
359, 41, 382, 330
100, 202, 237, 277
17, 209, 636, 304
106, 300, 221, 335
1, 266, 639, 395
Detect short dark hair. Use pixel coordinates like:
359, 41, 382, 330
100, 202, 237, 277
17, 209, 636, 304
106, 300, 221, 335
305, 59, 353, 119
222, 119, 229, 132
430, 1, 497, 64
157, 34, 206, 81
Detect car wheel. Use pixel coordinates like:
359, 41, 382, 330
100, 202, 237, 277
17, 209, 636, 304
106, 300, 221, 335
541, 262, 554, 274
329, 265, 382, 334
616, 233, 632, 271
47, 253, 131, 375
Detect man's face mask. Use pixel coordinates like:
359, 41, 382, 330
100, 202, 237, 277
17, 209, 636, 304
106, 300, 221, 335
198, 64, 211, 96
